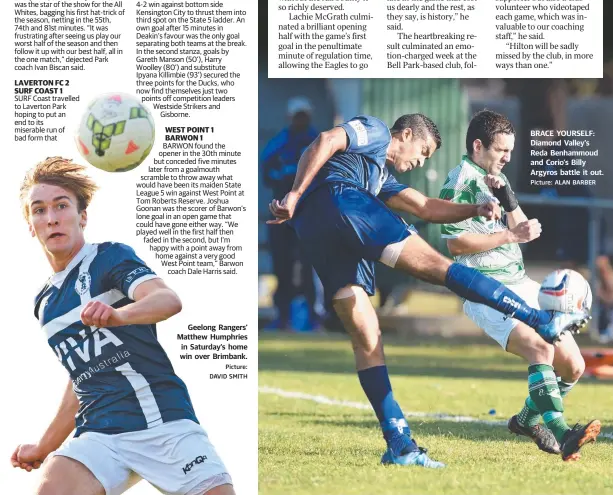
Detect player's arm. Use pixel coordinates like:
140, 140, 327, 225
447, 231, 517, 256
81, 278, 181, 328
447, 219, 542, 256
11, 379, 78, 471
484, 174, 527, 228
505, 206, 528, 229
268, 127, 348, 224
384, 188, 500, 223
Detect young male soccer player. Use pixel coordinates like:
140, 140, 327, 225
439, 110, 600, 461
11, 158, 234, 495
267, 114, 589, 468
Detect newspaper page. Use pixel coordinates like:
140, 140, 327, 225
260, 0, 612, 493
2, 1, 257, 494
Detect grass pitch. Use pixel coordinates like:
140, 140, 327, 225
259, 333, 613, 495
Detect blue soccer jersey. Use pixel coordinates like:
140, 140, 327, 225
34, 242, 198, 436
304, 115, 408, 200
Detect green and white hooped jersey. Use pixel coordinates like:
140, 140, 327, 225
439, 155, 526, 285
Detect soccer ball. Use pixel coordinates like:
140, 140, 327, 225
538, 269, 592, 314
75, 93, 155, 172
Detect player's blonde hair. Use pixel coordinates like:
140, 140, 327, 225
20, 157, 99, 220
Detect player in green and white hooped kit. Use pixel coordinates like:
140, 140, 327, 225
439, 110, 600, 461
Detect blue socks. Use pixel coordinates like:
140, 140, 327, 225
445, 263, 551, 328
358, 365, 417, 455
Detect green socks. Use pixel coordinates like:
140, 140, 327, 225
517, 397, 540, 428
527, 364, 570, 442
517, 372, 577, 442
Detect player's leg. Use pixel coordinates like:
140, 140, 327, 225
537, 334, 599, 462
333, 285, 384, 368
549, 331, 596, 461
506, 280, 588, 456
462, 289, 561, 455
388, 234, 587, 342
552, 331, 585, 397
40, 432, 138, 495
333, 285, 406, 448
332, 285, 444, 468
507, 279, 585, 393
291, 186, 412, 454
465, 279, 598, 460
37, 456, 106, 495
505, 323, 569, 453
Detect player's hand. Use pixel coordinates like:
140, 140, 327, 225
510, 219, 542, 243
477, 201, 501, 221
11, 444, 46, 472
484, 174, 506, 190
81, 300, 124, 328
267, 191, 300, 225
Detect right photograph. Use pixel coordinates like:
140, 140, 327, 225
258, 76, 613, 494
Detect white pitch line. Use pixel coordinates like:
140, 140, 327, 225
259, 386, 613, 440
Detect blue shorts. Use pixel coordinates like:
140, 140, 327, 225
291, 182, 412, 300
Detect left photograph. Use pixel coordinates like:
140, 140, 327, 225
4, 2, 258, 492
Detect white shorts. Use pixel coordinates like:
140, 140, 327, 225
51, 420, 232, 495
463, 278, 541, 350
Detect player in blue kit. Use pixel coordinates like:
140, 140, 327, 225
268, 114, 590, 468
11, 157, 234, 495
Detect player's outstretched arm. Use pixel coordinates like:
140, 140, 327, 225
385, 188, 500, 224
11, 379, 78, 472
268, 127, 347, 224
80, 278, 182, 328
447, 219, 542, 256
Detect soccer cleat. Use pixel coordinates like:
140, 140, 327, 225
560, 420, 601, 461
507, 415, 560, 454
381, 445, 445, 469
535, 311, 591, 344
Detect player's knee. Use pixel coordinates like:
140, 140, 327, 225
351, 330, 381, 355
565, 355, 585, 382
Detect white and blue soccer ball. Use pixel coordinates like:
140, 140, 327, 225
75, 93, 155, 172
538, 269, 592, 314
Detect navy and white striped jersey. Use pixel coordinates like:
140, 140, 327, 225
303, 115, 408, 202
34, 242, 198, 436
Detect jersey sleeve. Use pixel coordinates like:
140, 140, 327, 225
338, 116, 390, 158
439, 171, 477, 239
104, 243, 159, 299
377, 173, 409, 202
